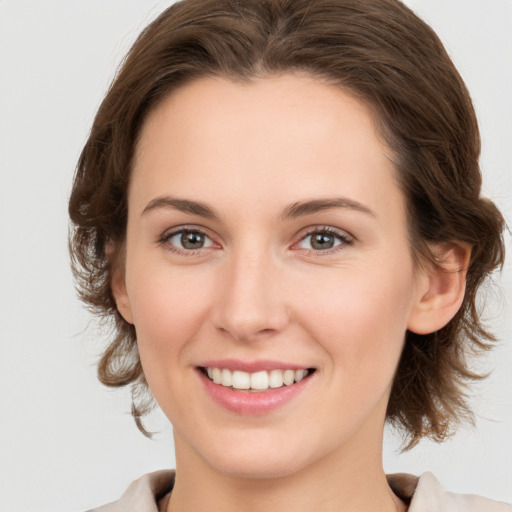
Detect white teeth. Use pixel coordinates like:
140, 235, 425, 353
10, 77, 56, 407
221, 368, 232, 387
205, 367, 311, 390
232, 370, 251, 390
269, 369, 284, 388
283, 369, 295, 386
295, 369, 307, 382
250, 371, 269, 390
212, 367, 222, 384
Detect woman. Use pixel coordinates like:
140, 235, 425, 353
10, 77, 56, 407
69, 0, 509, 510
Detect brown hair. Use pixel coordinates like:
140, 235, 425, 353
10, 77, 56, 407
69, 0, 505, 448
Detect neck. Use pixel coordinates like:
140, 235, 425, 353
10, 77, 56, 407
168, 428, 406, 512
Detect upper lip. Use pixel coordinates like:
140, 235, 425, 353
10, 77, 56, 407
198, 359, 312, 373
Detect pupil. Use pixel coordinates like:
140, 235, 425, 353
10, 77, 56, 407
312, 233, 334, 250
181, 232, 204, 249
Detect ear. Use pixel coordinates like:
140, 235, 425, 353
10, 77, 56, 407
107, 241, 134, 325
407, 241, 471, 335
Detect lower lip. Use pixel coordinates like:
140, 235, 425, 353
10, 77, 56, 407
198, 370, 312, 415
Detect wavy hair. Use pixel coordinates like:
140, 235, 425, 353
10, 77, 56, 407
69, 0, 505, 448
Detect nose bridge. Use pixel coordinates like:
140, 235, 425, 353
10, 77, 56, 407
213, 240, 288, 341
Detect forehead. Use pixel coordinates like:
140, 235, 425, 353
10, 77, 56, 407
131, 73, 403, 222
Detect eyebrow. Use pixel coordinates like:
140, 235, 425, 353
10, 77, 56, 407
279, 197, 375, 220
142, 196, 220, 219
141, 195, 375, 220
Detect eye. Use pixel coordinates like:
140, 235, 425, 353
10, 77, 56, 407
296, 227, 352, 252
161, 228, 215, 253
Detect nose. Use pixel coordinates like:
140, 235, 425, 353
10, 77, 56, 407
212, 247, 290, 343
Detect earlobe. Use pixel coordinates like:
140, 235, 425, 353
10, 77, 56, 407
107, 241, 135, 325
407, 241, 471, 335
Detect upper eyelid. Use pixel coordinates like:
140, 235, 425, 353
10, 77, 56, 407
159, 227, 217, 255
160, 225, 214, 240
294, 227, 353, 249
160, 224, 351, 239
158, 226, 217, 251
297, 225, 353, 241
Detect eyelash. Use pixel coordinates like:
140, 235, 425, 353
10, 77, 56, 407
297, 226, 353, 255
158, 227, 215, 256
158, 225, 353, 256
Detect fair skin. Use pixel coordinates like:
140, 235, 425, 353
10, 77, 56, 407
113, 73, 468, 512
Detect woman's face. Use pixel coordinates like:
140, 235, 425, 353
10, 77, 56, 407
116, 73, 429, 478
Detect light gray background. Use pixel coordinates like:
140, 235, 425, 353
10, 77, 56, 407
0, 1, 511, 510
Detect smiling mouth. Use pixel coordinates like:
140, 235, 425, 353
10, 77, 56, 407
200, 367, 316, 392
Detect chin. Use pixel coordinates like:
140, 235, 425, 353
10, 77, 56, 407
216, 456, 306, 480
198, 435, 318, 480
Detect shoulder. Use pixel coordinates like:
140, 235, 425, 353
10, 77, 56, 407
86, 469, 511, 512
388, 471, 512, 512
87, 470, 175, 512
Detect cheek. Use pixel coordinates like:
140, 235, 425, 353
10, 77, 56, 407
126, 263, 213, 363
125, 265, 217, 417
298, 263, 415, 382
